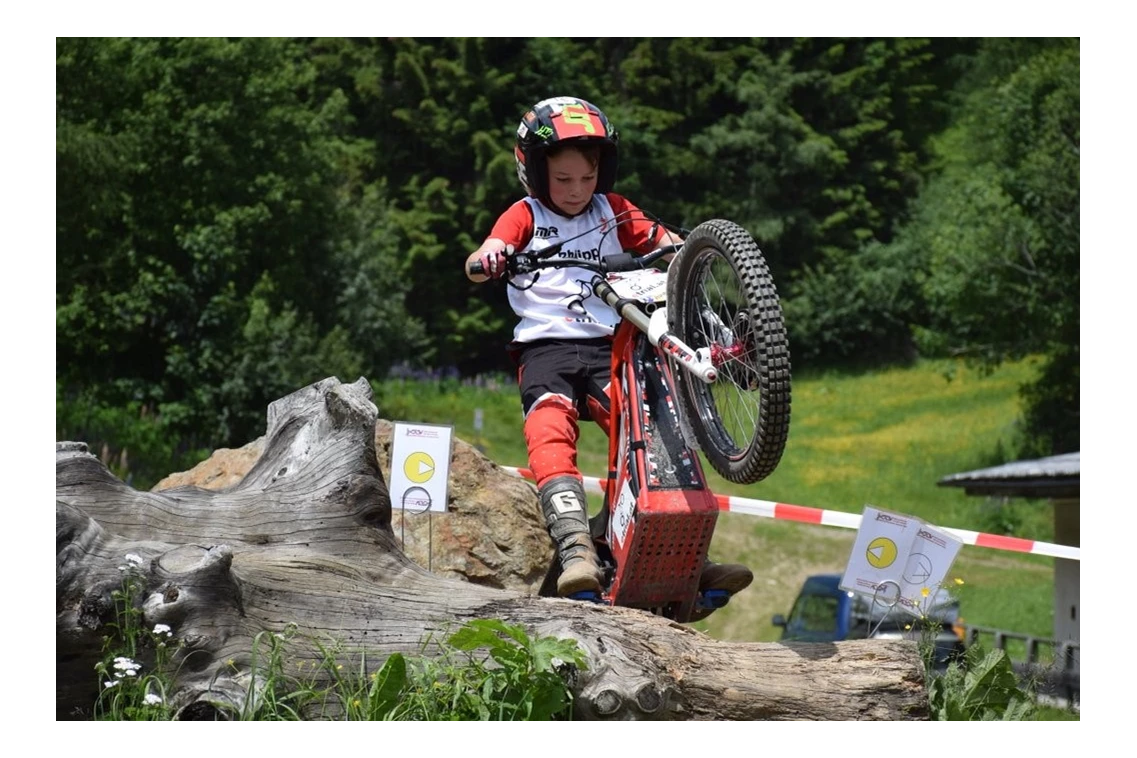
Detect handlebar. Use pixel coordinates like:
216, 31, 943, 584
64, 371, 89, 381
469, 243, 681, 279
469, 238, 716, 384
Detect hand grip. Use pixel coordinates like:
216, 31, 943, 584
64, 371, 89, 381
469, 259, 485, 276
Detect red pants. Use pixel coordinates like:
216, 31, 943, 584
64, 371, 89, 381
513, 338, 613, 489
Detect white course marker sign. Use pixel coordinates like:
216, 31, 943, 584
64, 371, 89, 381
388, 422, 453, 514
840, 505, 963, 619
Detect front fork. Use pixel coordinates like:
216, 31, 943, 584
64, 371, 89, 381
592, 276, 718, 384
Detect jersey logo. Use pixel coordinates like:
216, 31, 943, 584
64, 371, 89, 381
563, 279, 594, 315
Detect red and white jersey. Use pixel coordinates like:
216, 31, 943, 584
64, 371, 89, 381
488, 194, 662, 343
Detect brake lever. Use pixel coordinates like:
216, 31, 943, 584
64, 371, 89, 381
505, 250, 540, 290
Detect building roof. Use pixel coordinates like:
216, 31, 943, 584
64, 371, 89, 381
937, 452, 1079, 499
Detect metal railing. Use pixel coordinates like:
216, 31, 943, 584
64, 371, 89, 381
962, 624, 1079, 702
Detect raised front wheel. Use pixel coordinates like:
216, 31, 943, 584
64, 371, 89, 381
666, 219, 791, 484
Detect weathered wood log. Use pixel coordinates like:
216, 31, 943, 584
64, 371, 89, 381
56, 376, 929, 720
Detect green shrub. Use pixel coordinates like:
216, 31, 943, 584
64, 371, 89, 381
926, 644, 1035, 721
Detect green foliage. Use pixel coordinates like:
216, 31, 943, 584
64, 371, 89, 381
688, 38, 967, 278
976, 497, 1026, 537
308, 38, 523, 372
778, 38, 1077, 456
782, 238, 922, 365
387, 619, 588, 720
56, 379, 212, 490
1031, 703, 1081, 721
901, 39, 1079, 455
927, 645, 1035, 721
1016, 341, 1078, 457
57, 37, 424, 456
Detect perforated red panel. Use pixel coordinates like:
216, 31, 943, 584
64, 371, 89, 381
615, 509, 717, 607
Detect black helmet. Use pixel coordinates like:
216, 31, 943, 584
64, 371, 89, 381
514, 96, 619, 208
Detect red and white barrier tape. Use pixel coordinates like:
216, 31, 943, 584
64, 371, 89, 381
501, 466, 1080, 562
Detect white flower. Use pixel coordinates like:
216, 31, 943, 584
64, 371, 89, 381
144, 693, 163, 706
104, 680, 120, 689
113, 657, 141, 673
125, 553, 143, 566
153, 624, 172, 636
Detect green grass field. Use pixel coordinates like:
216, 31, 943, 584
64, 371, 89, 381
373, 356, 1063, 645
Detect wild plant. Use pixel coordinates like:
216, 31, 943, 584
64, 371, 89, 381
225, 618, 587, 720
904, 577, 1037, 720
92, 553, 180, 720
383, 619, 588, 720
926, 644, 1035, 720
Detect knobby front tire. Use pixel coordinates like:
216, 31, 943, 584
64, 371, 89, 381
666, 219, 791, 484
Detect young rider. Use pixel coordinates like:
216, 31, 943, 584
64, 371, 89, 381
465, 96, 753, 599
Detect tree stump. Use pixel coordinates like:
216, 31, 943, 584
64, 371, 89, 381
56, 376, 929, 720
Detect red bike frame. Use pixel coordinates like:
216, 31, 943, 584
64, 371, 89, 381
595, 312, 721, 622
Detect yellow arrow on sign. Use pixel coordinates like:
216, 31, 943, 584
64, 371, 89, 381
404, 452, 435, 484
866, 537, 898, 569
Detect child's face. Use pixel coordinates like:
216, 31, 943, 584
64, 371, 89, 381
547, 149, 598, 215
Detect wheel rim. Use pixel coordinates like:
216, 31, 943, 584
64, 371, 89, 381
682, 247, 764, 461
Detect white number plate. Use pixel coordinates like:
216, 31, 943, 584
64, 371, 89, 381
605, 268, 667, 305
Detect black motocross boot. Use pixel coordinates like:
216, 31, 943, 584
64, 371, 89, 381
539, 476, 604, 596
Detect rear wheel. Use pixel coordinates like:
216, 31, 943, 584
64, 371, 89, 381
666, 219, 791, 484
